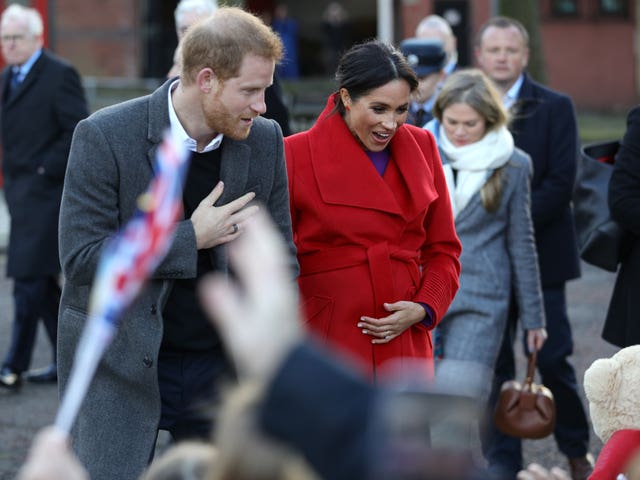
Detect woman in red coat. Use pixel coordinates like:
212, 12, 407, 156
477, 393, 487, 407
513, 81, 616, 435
284, 40, 461, 381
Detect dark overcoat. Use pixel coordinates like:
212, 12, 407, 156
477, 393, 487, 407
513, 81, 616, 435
603, 105, 640, 347
510, 73, 581, 286
0, 49, 88, 278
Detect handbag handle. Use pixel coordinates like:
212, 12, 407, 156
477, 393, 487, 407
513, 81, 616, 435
523, 350, 537, 392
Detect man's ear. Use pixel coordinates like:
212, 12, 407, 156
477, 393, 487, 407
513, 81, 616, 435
474, 45, 482, 66
522, 47, 530, 70
196, 67, 216, 93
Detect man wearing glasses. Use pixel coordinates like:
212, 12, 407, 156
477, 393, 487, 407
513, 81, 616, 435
0, 4, 87, 389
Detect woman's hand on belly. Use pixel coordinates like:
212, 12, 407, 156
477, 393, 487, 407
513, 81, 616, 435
357, 301, 426, 344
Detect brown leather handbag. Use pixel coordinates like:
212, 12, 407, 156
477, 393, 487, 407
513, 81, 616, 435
494, 351, 556, 439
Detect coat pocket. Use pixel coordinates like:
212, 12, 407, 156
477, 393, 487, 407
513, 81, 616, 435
301, 295, 334, 342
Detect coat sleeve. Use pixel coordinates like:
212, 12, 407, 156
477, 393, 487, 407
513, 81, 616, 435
414, 132, 462, 323
42, 63, 89, 181
60, 119, 121, 285
259, 343, 375, 480
506, 154, 545, 330
609, 106, 640, 236
530, 94, 579, 228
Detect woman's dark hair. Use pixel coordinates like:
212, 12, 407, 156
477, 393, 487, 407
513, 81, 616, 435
333, 39, 418, 115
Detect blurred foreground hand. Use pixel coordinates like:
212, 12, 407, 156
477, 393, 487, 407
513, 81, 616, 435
517, 463, 571, 480
199, 208, 302, 381
17, 426, 89, 480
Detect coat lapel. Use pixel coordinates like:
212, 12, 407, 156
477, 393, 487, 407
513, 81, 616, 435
387, 126, 436, 219
139, 80, 174, 219
218, 138, 250, 204
306, 97, 434, 219
308, 109, 401, 215
454, 191, 483, 225
510, 74, 541, 136
1, 67, 9, 106
3, 51, 46, 105
439, 149, 482, 225
146, 79, 173, 174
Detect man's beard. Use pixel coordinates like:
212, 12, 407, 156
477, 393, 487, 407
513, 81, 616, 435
203, 95, 253, 141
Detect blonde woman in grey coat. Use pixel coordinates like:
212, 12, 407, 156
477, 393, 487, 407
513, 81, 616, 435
429, 69, 547, 403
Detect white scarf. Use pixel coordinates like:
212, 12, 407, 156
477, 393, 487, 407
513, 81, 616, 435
439, 125, 514, 218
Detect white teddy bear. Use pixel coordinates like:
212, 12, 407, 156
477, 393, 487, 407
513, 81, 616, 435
583, 345, 640, 480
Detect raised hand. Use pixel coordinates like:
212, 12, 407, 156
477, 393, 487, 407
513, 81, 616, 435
199, 209, 302, 380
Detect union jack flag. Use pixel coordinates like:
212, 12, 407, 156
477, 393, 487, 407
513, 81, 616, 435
56, 130, 190, 434
89, 133, 189, 326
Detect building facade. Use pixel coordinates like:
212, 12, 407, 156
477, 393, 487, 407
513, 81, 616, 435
5, 0, 638, 110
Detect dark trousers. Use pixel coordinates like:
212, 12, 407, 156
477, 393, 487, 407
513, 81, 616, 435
2, 276, 60, 373
157, 348, 235, 443
482, 285, 590, 477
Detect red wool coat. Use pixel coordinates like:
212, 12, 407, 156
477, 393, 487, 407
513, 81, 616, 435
285, 95, 461, 380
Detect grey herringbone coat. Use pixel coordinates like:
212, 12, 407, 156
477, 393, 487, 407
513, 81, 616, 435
435, 148, 545, 401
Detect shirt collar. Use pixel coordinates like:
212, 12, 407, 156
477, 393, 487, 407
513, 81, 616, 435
411, 95, 436, 114
411, 102, 424, 114
14, 48, 41, 80
503, 74, 524, 109
168, 79, 223, 153
444, 51, 458, 76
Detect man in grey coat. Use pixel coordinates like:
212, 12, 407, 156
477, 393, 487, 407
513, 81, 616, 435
58, 7, 296, 480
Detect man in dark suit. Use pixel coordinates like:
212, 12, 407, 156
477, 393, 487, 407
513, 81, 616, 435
58, 7, 296, 480
0, 4, 88, 389
476, 16, 593, 480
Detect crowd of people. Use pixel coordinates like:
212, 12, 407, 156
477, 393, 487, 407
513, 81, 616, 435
0, 1, 638, 480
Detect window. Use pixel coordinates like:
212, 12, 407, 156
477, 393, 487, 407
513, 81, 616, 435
551, 0, 579, 16
599, 0, 628, 16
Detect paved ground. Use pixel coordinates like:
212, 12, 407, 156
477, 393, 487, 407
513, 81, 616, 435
0, 216, 619, 479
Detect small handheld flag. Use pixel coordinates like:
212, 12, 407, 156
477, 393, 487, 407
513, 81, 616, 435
55, 131, 189, 433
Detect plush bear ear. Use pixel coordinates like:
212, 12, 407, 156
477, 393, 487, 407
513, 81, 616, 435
584, 357, 620, 407
584, 356, 621, 443
583, 346, 640, 443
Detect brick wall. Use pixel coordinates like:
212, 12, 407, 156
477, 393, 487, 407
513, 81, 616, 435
51, 0, 144, 77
